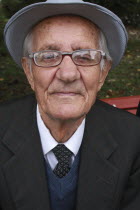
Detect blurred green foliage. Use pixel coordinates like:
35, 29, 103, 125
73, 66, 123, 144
87, 0, 140, 27
1, 0, 140, 27
1, 0, 44, 17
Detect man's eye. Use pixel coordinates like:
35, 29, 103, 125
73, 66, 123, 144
42, 54, 55, 60
77, 55, 92, 61
81, 55, 92, 60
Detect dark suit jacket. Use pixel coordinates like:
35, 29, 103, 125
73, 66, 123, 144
1, 95, 140, 210
136, 102, 140, 117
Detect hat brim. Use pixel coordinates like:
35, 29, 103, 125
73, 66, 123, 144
4, 1, 128, 69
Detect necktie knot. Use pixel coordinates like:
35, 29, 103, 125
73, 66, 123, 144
52, 144, 73, 178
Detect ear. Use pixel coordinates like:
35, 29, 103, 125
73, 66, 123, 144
97, 60, 112, 92
22, 57, 35, 91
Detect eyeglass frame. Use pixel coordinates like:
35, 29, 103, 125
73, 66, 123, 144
28, 49, 106, 68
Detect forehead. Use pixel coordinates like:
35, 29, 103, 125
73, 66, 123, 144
34, 15, 99, 30
31, 15, 100, 50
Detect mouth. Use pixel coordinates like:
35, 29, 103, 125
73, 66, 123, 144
52, 92, 79, 96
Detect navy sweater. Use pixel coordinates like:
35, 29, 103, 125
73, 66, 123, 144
45, 154, 80, 210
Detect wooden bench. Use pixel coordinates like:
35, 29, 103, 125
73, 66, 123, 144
101, 95, 140, 115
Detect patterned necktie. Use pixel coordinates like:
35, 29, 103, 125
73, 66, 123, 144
52, 144, 73, 178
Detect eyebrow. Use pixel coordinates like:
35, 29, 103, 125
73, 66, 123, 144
71, 43, 95, 51
37, 43, 95, 52
38, 44, 61, 51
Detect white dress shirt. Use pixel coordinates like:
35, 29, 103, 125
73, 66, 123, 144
36, 105, 85, 170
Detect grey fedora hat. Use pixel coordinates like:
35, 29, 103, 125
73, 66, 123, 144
4, 0, 128, 69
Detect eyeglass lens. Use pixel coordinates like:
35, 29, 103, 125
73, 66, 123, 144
34, 50, 102, 67
35, 51, 60, 67
72, 50, 101, 66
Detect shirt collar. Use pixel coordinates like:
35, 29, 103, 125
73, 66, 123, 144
36, 105, 85, 156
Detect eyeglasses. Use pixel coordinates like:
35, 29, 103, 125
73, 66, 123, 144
28, 49, 106, 68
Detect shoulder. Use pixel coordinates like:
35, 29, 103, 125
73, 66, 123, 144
86, 99, 140, 164
87, 99, 140, 144
0, 94, 36, 114
0, 94, 37, 134
93, 99, 140, 125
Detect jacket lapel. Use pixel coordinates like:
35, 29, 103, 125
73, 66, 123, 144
2, 99, 51, 210
76, 100, 119, 210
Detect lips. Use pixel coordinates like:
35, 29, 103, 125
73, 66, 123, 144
52, 92, 79, 96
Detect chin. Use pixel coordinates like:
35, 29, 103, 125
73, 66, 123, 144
49, 108, 87, 122
42, 102, 90, 121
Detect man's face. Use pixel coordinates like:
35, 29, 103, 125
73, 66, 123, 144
22, 16, 110, 122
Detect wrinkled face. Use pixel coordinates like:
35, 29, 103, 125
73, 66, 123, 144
22, 16, 110, 122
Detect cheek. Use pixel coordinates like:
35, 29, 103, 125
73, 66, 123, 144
31, 69, 57, 109
80, 68, 101, 101
32, 69, 54, 92
77, 68, 101, 114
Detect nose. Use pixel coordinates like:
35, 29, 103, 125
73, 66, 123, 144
56, 55, 80, 83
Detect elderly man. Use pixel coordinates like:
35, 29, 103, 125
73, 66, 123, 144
1, 0, 140, 210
